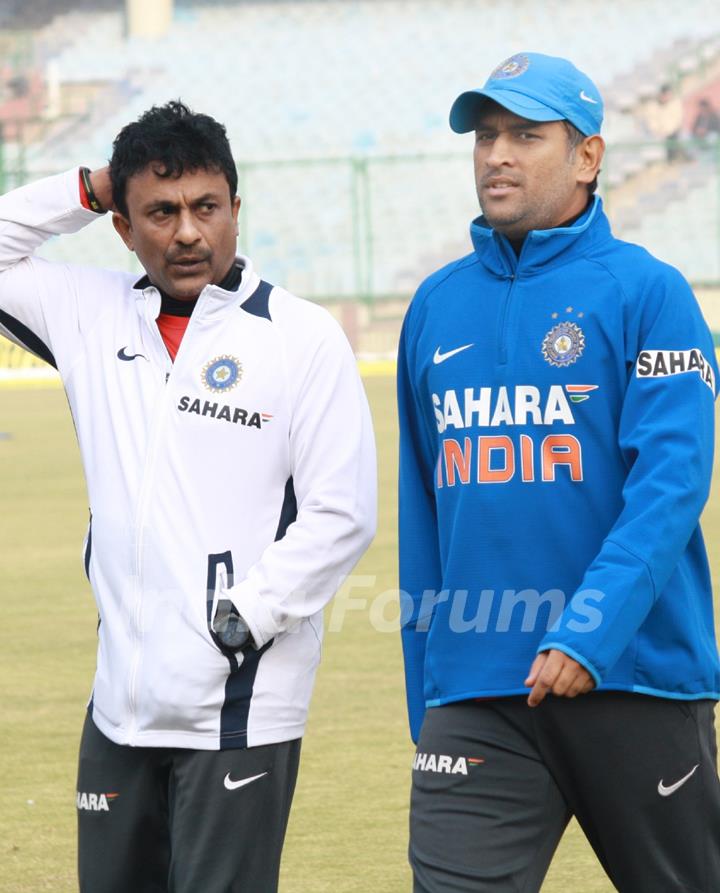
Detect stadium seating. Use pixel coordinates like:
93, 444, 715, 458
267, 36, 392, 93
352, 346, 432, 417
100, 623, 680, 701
27, 0, 720, 164
0, 0, 718, 302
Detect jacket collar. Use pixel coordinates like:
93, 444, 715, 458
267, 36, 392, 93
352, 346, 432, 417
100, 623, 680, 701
469, 195, 611, 276
133, 257, 245, 296
133, 255, 260, 321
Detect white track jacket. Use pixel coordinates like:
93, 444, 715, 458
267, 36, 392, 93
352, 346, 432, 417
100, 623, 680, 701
0, 169, 376, 749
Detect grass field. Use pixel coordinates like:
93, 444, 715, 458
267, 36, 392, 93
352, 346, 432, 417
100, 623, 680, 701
1, 377, 719, 892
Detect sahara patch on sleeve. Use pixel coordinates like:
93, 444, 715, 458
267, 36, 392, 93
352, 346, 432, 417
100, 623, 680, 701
635, 349, 715, 394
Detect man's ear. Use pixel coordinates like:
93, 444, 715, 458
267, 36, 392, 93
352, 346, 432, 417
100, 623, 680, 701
112, 212, 134, 251
577, 135, 605, 186
232, 195, 241, 235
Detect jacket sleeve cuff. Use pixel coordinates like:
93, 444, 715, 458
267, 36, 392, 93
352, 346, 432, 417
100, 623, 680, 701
537, 540, 656, 681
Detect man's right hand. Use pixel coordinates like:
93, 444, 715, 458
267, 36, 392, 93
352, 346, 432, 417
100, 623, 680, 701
524, 649, 595, 707
88, 166, 114, 212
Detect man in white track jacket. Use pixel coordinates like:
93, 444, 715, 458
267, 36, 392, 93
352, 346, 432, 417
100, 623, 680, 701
0, 101, 376, 893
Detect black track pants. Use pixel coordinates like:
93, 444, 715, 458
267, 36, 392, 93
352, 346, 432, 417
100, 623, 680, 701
410, 693, 720, 893
77, 714, 301, 893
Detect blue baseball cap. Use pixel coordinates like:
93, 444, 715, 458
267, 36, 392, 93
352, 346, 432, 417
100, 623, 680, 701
449, 52, 603, 137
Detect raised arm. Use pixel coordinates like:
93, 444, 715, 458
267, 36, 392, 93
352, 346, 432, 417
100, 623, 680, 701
0, 167, 113, 366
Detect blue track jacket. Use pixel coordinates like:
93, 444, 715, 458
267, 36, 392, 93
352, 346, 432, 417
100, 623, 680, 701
398, 197, 720, 742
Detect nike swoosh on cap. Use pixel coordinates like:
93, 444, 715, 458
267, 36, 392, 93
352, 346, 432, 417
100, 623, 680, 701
657, 764, 699, 797
223, 771, 268, 791
579, 90, 599, 105
433, 344, 474, 365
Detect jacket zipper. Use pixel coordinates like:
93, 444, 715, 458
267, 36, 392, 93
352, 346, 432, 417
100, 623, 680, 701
497, 273, 517, 366
127, 298, 177, 743
127, 368, 170, 742
497, 236, 522, 367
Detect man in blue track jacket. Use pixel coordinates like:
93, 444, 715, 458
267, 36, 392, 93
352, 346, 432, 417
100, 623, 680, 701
398, 52, 720, 892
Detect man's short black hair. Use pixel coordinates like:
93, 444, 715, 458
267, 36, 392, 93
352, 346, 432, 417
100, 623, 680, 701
110, 100, 237, 216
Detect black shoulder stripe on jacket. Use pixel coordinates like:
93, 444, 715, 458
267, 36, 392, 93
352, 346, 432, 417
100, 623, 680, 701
0, 309, 57, 368
241, 280, 273, 322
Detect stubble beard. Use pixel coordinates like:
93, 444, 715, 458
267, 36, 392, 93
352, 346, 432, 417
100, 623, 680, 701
477, 179, 576, 239
477, 192, 533, 240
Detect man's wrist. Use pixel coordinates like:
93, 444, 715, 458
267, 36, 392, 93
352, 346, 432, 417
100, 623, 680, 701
79, 165, 113, 214
79, 167, 106, 214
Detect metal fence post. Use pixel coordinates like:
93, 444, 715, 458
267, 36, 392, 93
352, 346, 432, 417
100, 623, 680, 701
350, 158, 364, 301
360, 158, 373, 302
0, 126, 5, 195
716, 140, 720, 283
